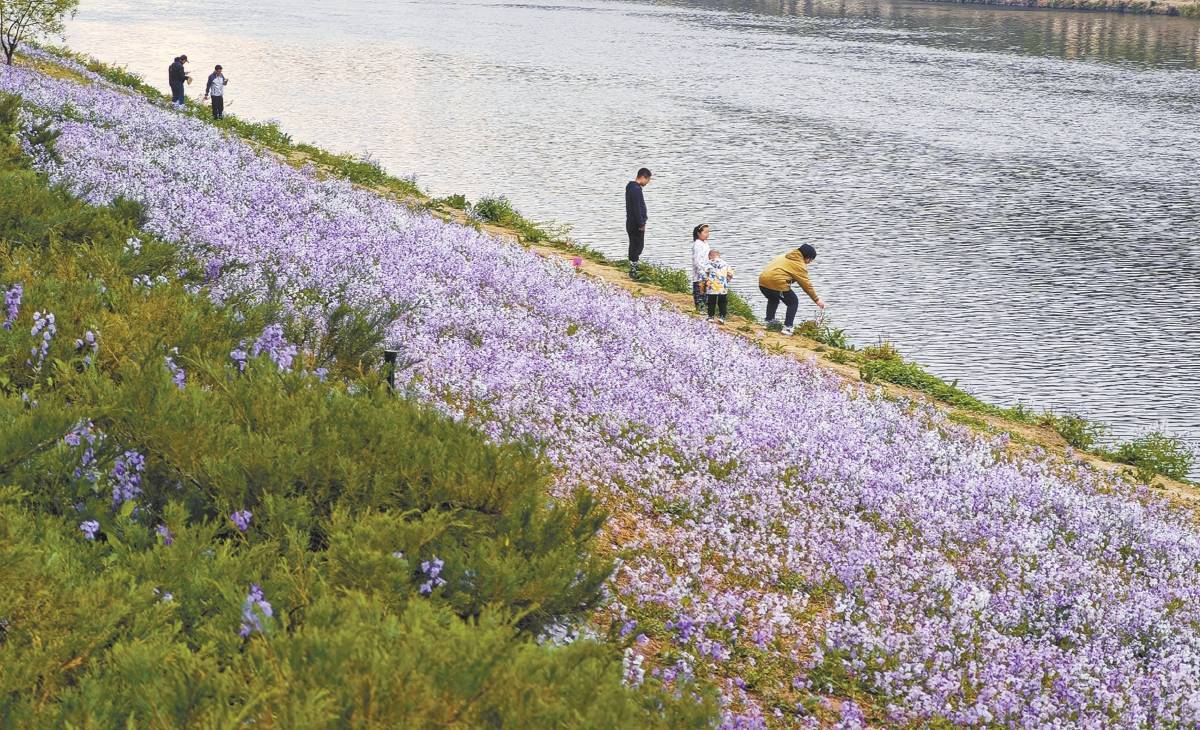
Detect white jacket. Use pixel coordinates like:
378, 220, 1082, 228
691, 239, 710, 282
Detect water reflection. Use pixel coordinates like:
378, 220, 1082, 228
654, 0, 1200, 66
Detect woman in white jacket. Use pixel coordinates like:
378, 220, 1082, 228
690, 224, 711, 311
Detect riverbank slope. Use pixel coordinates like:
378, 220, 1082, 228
6, 47, 1200, 726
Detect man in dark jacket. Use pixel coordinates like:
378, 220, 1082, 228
168, 55, 192, 107
624, 167, 651, 279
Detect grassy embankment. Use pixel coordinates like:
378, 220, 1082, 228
35, 47, 1195, 491
0, 86, 719, 725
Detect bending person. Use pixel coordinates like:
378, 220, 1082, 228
758, 243, 824, 336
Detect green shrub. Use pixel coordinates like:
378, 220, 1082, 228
0, 109, 717, 725
1040, 412, 1108, 451
860, 340, 902, 363
1109, 432, 1195, 483
471, 194, 521, 225
432, 193, 469, 210
797, 319, 850, 350
0, 495, 715, 727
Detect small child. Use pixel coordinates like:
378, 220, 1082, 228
703, 249, 734, 324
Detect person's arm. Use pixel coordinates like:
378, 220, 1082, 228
792, 267, 819, 304
638, 187, 647, 226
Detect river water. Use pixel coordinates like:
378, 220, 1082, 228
63, 0, 1200, 467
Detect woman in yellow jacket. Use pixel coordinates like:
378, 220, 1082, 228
758, 244, 825, 336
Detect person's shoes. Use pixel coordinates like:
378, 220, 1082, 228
781, 325, 794, 336
717, 317, 725, 325
628, 262, 639, 280
764, 319, 782, 332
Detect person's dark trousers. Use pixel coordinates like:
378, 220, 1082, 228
170, 83, 185, 105
707, 294, 728, 319
626, 221, 645, 265
692, 282, 707, 311
211, 96, 224, 119
760, 286, 800, 326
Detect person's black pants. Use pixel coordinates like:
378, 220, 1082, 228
707, 294, 727, 319
692, 282, 706, 311
211, 95, 224, 119
170, 82, 185, 105
626, 222, 645, 263
760, 286, 799, 326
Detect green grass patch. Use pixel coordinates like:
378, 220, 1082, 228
1102, 432, 1195, 484
797, 318, 851, 350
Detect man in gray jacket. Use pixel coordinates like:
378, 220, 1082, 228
203, 65, 229, 119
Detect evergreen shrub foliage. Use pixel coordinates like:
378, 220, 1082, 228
0, 94, 716, 727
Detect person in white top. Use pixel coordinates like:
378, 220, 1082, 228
203, 65, 229, 120
690, 223, 711, 312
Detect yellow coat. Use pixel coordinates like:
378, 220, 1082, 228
758, 250, 818, 303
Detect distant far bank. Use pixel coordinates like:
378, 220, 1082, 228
925, 0, 1200, 16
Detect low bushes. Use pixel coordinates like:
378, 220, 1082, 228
0, 92, 715, 726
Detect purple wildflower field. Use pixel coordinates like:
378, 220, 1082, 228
6, 51, 1200, 726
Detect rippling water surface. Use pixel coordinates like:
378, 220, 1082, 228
64, 0, 1200, 468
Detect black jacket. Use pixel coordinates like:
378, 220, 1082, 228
169, 60, 189, 87
625, 181, 647, 226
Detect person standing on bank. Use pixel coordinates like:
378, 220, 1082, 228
203, 65, 229, 119
703, 249, 735, 324
758, 244, 825, 336
625, 167, 651, 279
168, 55, 191, 107
691, 224, 711, 311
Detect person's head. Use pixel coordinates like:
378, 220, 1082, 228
798, 243, 817, 264
215, 65, 223, 73
179, 54, 188, 64
635, 167, 652, 186
692, 223, 709, 241
708, 249, 721, 261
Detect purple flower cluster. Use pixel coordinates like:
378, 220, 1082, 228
251, 323, 297, 370
63, 419, 102, 482
155, 524, 174, 545
164, 349, 186, 389
419, 556, 446, 595
28, 310, 55, 370
3, 283, 21, 330
110, 450, 145, 507
74, 330, 98, 366
230, 325, 297, 372
79, 519, 100, 540
10, 54, 1200, 724
239, 583, 273, 637
229, 345, 248, 372
229, 510, 252, 532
